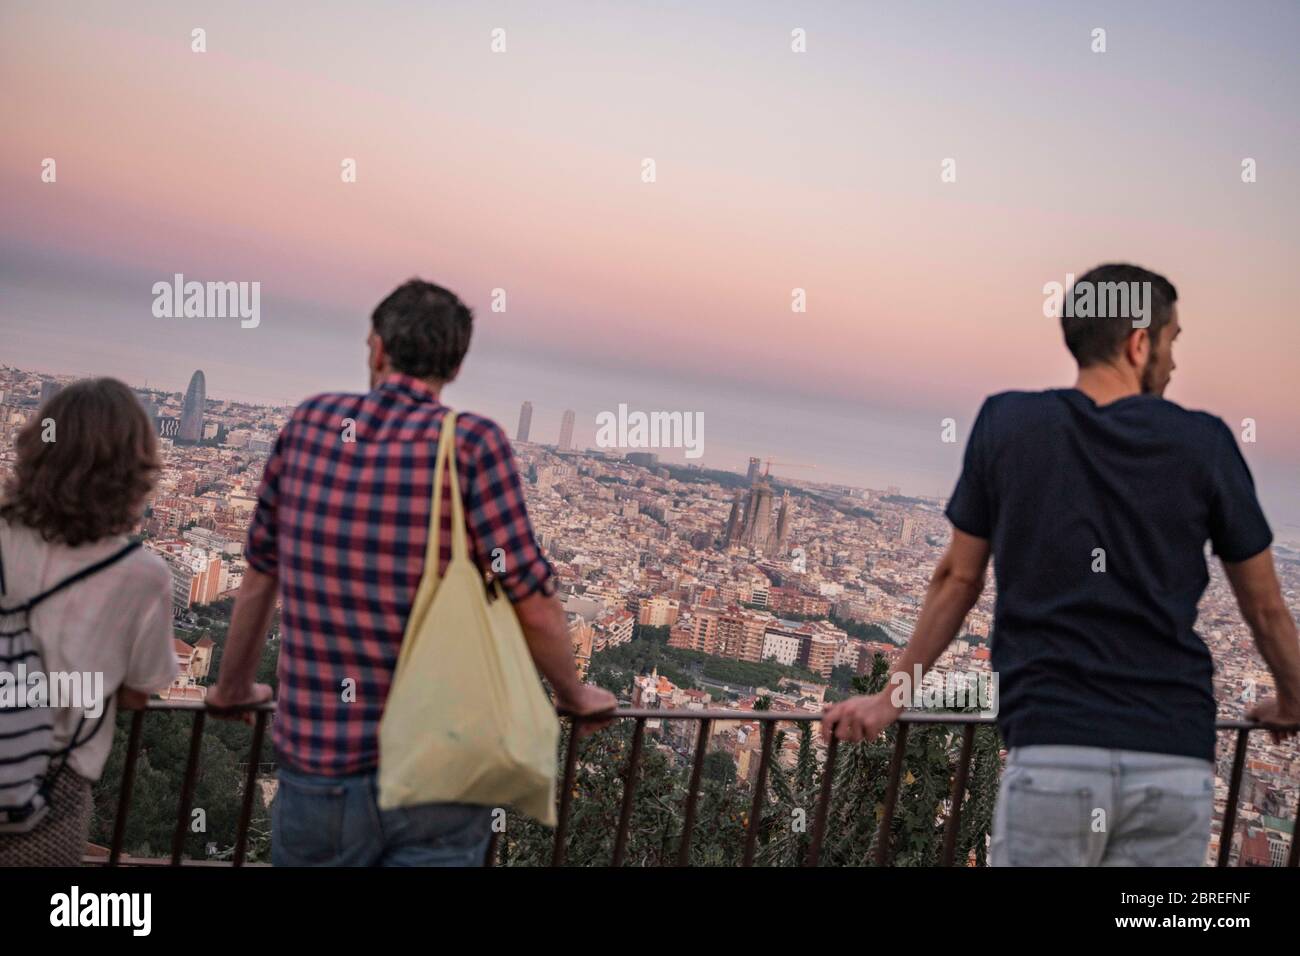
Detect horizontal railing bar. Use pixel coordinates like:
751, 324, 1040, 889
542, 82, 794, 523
135, 698, 1295, 731
563, 709, 992, 723
145, 698, 276, 712
83, 855, 272, 868
559, 709, 1291, 730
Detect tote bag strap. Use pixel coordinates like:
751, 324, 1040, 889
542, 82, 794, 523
420, 411, 470, 590
442, 413, 470, 564
396, 412, 466, 677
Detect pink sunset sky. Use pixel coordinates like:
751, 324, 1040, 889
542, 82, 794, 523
3, 1, 1299, 536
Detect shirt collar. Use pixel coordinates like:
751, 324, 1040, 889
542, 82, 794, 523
374, 372, 444, 404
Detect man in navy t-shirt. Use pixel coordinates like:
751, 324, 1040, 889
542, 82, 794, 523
824, 263, 1300, 866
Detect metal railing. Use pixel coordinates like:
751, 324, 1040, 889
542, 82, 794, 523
99, 699, 274, 867
89, 700, 1300, 868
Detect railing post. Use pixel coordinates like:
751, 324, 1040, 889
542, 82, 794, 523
611, 717, 646, 866
1289, 786, 1300, 868
231, 709, 268, 867
108, 709, 146, 866
170, 710, 206, 866
676, 718, 712, 867
804, 733, 838, 867
1217, 727, 1249, 867
550, 720, 581, 867
741, 720, 776, 867
940, 723, 977, 866
873, 721, 910, 866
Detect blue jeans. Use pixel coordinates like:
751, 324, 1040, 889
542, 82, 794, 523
271, 765, 494, 867
989, 745, 1214, 866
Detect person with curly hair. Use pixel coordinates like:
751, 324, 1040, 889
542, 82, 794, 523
0, 378, 178, 866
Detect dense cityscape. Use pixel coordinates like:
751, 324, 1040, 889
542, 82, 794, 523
2, 361, 1297, 866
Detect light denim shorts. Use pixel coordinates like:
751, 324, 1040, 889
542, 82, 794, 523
989, 745, 1214, 867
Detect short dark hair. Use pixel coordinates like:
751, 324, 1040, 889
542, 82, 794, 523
1061, 263, 1177, 367
371, 279, 473, 380
1, 378, 160, 546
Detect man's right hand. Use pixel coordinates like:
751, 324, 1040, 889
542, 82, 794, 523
1246, 696, 1300, 744
557, 684, 618, 739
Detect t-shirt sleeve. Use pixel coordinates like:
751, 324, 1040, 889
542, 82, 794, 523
1208, 419, 1273, 563
245, 427, 287, 575
945, 398, 995, 539
125, 570, 181, 692
461, 420, 556, 603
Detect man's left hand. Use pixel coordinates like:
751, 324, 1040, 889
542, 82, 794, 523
207, 682, 274, 724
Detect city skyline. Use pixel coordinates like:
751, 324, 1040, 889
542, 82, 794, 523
1, 361, 945, 497
10, 358, 1300, 551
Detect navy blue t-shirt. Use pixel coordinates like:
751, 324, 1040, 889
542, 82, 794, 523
945, 389, 1272, 761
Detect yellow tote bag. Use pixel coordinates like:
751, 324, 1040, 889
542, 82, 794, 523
378, 412, 560, 825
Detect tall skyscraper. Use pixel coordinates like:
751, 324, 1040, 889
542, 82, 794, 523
558, 409, 575, 450
178, 370, 206, 443
746, 457, 762, 483
38, 380, 62, 407
516, 401, 533, 443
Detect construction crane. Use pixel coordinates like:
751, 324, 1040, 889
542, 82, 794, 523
761, 459, 814, 477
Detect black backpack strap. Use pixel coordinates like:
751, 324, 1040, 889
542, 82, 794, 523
39, 695, 116, 797
20, 541, 141, 614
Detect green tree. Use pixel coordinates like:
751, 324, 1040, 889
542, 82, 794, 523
632, 624, 670, 644
702, 749, 736, 787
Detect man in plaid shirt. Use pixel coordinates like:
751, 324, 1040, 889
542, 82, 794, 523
209, 279, 614, 866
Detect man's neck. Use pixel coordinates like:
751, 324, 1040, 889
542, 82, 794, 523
371, 369, 443, 400
1074, 364, 1140, 407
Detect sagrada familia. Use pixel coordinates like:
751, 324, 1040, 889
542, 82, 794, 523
722, 475, 794, 556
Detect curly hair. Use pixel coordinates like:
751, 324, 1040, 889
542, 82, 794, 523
0, 378, 160, 546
